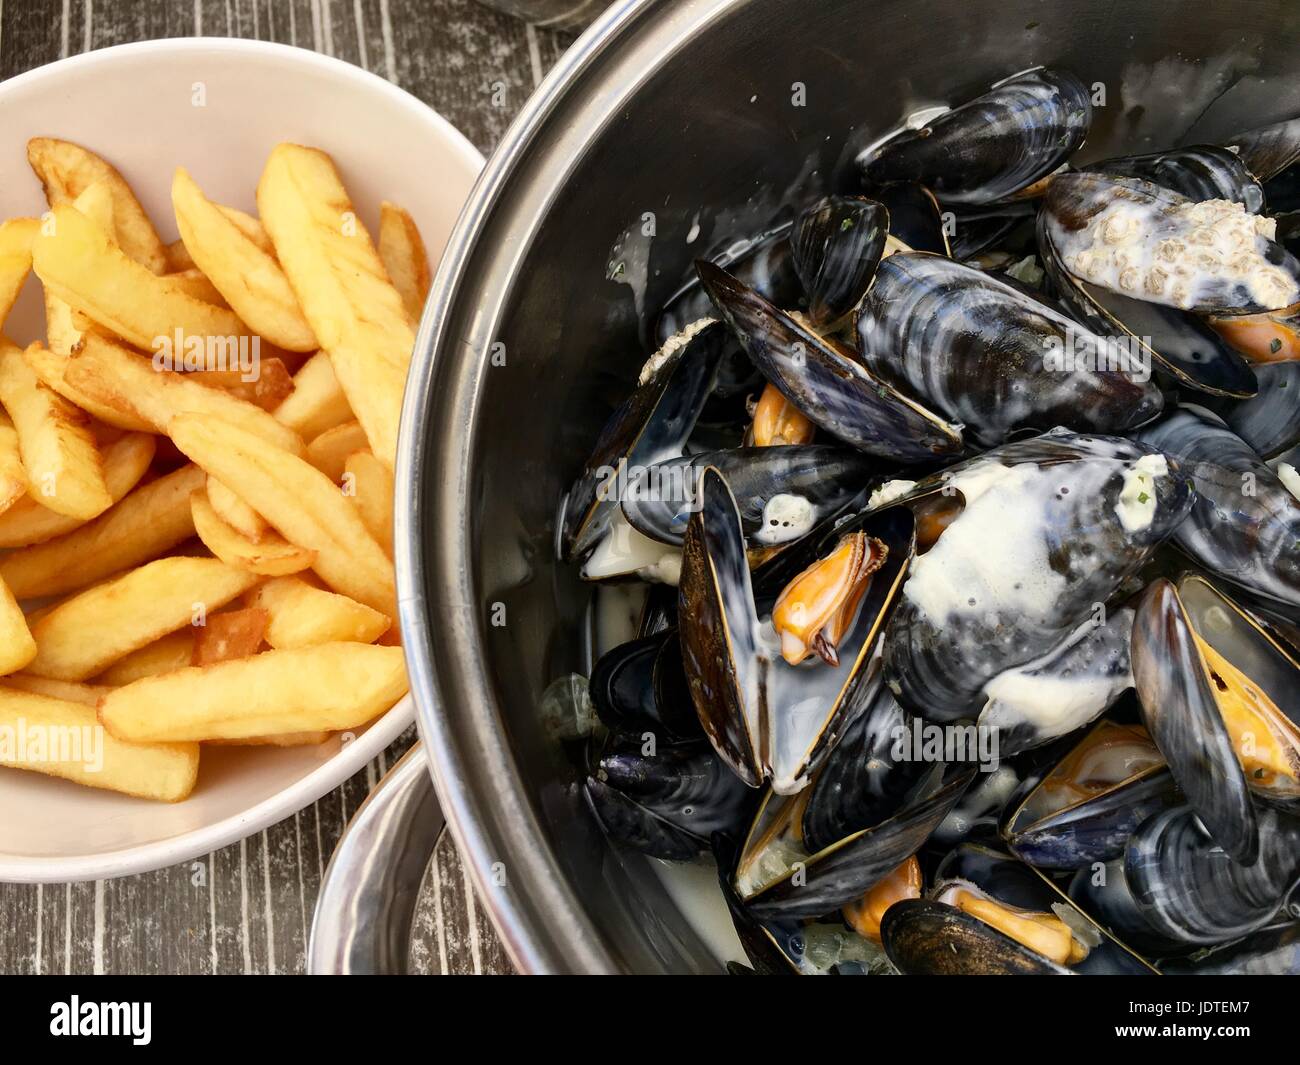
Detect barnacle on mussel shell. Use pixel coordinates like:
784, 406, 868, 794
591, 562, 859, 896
857, 67, 1091, 206
855, 252, 1165, 446
882, 430, 1192, 723
697, 260, 964, 462
1043, 171, 1300, 314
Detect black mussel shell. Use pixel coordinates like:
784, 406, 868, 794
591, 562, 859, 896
1139, 410, 1300, 612
880, 899, 1074, 974
790, 196, 888, 327
1086, 145, 1265, 212
1217, 361, 1300, 457
1162, 922, 1300, 975
857, 67, 1091, 207
950, 200, 1036, 260
1002, 719, 1178, 869
884, 431, 1193, 722
654, 222, 801, 344
1125, 805, 1300, 945
874, 182, 950, 255
1131, 577, 1259, 863
561, 320, 726, 561
1226, 115, 1300, 184
621, 445, 872, 549
584, 778, 709, 861
856, 252, 1165, 448
589, 630, 701, 742
697, 260, 963, 462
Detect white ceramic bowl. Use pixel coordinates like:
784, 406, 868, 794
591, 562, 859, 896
0, 38, 483, 883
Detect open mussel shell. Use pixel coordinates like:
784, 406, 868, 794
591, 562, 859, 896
931, 843, 1158, 973
589, 629, 702, 742
883, 431, 1194, 722
978, 607, 1136, 756
1139, 409, 1300, 612
800, 679, 928, 853
697, 260, 963, 462
855, 252, 1165, 448
654, 221, 801, 344
1131, 576, 1259, 863
620, 445, 872, 549
857, 67, 1091, 207
1002, 719, 1178, 869
561, 320, 727, 562
880, 899, 1074, 975
874, 183, 950, 255
679, 466, 915, 793
1043, 171, 1300, 315
739, 763, 975, 920
1085, 145, 1265, 212
1037, 211, 1259, 398
790, 196, 888, 327
1226, 115, 1300, 184
1134, 574, 1300, 857
949, 200, 1036, 261
1124, 804, 1300, 946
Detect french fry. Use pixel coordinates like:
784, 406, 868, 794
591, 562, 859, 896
0, 576, 37, 676
163, 268, 229, 308
64, 333, 305, 455
163, 206, 272, 274
378, 201, 431, 324
186, 357, 295, 411
22, 342, 152, 432
0, 339, 111, 520
0, 432, 154, 548
0, 463, 204, 599
27, 137, 169, 275
273, 351, 352, 440
206, 476, 268, 541
32, 203, 248, 352
210, 731, 331, 747
168, 413, 395, 615
0, 674, 112, 706
191, 607, 269, 665
190, 489, 315, 576
173, 168, 317, 351
44, 183, 117, 354
307, 419, 368, 481
164, 238, 194, 273
96, 630, 194, 686
257, 144, 413, 467
0, 413, 26, 515
0, 217, 39, 327
250, 575, 390, 649
98, 642, 407, 743
0, 687, 199, 801
27, 555, 261, 681
345, 450, 394, 557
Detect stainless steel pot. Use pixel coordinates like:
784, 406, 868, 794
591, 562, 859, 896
311, 0, 1300, 974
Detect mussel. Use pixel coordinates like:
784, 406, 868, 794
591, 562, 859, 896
857, 67, 1091, 206
855, 252, 1165, 447
882, 431, 1193, 722
1086, 146, 1265, 213
1042, 171, 1300, 314
789, 196, 889, 327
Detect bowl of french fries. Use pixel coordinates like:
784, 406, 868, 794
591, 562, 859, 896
0, 39, 482, 881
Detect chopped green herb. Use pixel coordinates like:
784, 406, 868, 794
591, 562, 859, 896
840, 217, 855, 232
1138, 491, 1150, 504
1270, 338, 1283, 354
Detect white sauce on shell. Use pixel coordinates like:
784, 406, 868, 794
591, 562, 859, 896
1278, 462, 1300, 503
867, 478, 918, 509
582, 511, 682, 585
1114, 453, 1168, 533
753, 492, 815, 545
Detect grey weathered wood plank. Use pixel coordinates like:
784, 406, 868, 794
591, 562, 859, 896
0, 0, 577, 976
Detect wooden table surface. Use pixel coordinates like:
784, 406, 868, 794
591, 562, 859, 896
0, 0, 578, 977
